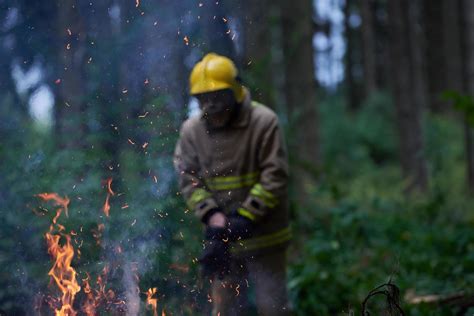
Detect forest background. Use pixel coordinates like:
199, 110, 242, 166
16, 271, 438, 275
1, 0, 474, 315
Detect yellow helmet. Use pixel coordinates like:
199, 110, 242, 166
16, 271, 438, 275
189, 53, 245, 103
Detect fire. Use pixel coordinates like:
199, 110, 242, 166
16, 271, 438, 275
146, 288, 159, 316
37, 183, 165, 315
103, 178, 115, 217
38, 193, 80, 316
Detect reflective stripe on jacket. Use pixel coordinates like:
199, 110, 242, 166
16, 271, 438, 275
174, 93, 290, 255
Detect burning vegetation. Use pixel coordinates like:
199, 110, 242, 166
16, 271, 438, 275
35, 181, 166, 315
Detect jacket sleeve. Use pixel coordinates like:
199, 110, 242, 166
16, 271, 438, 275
174, 125, 219, 221
240, 116, 289, 221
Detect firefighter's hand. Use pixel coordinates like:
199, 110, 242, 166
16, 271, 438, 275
227, 210, 254, 241
208, 212, 227, 228
199, 227, 230, 279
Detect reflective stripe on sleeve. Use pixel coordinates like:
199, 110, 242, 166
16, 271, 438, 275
237, 207, 257, 221
187, 188, 212, 209
250, 184, 278, 208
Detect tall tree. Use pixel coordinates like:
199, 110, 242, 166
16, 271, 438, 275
280, 0, 320, 205
344, 0, 359, 110
460, 0, 474, 192
361, 0, 377, 97
423, 0, 446, 112
442, 0, 463, 93
199, 0, 235, 59
55, 0, 87, 149
388, 0, 429, 192
238, 0, 274, 105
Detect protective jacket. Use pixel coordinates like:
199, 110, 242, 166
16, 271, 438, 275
174, 93, 291, 257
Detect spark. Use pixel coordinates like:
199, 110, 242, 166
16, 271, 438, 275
67, 28, 72, 36
183, 36, 189, 45
138, 111, 149, 118
66, 43, 71, 50
121, 204, 129, 209
127, 138, 136, 145
144, 78, 149, 85
55, 79, 61, 84
131, 219, 137, 226
142, 142, 149, 149
122, 89, 128, 94
235, 284, 240, 296
135, 0, 140, 7
153, 175, 158, 183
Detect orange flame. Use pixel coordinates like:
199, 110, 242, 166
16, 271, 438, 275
82, 274, 96, 316
103, 178, 115, 217
146, 288, 158, 316
39, 193, 80, 316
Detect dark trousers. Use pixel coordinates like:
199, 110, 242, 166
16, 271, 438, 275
210, 250, 290, 316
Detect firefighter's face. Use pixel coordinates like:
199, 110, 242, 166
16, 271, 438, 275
196, 89, 236, 127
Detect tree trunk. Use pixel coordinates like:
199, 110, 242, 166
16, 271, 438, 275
199, 0, 235, 59
460, 0, 474, 192
408, 1, 428, 112
55, 0, 87, 149
344, 0, 358, 110
238, 0, 274, 106
361, 0, 377, 97
423, 0, 446, 112
280, 0, 320, 205
388, 0, 429, 193
442, 0, 463, 93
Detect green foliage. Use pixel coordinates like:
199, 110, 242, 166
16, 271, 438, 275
288, 92, 474, 315
442, 90, 474, 126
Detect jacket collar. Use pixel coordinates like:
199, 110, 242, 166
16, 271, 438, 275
230, 89, 251, 127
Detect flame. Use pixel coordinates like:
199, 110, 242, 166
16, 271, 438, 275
36, 193, 70, 220
39, 193, 80, 316
82, 274, 96, 316
146, 288, 158, 316
102, 178, 115, 217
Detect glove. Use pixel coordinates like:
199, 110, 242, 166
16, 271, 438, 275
226, 209, 254, 241
199, 227, 230, 279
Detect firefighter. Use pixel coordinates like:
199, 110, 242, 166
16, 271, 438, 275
174, 53, 291, 316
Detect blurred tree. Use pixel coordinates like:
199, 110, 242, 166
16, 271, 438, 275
442, 0, 463, 94
238, 0, 275, 106
460, 0, 474, 192
344, 0, 359, 110
55, 0, 88, 149
388, 0, 429, 192
280, 0, 320, 206
423, 0, 446, 112
199, 0, 234, 59
361, 0, 377, 97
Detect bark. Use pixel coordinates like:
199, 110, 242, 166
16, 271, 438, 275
373, 0, 390, 89
280, 0, 320, 205
55, 0, 87, 149
199, 0, 235, 59
361, 0, 377, 97
238, 0, 274, 106
460, 0, 474, 192
408, 1, 428, 111
344, 0, 358, 110
442, 0, 463, 93
423, 0, 446, 112
388, 0, 429, 192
